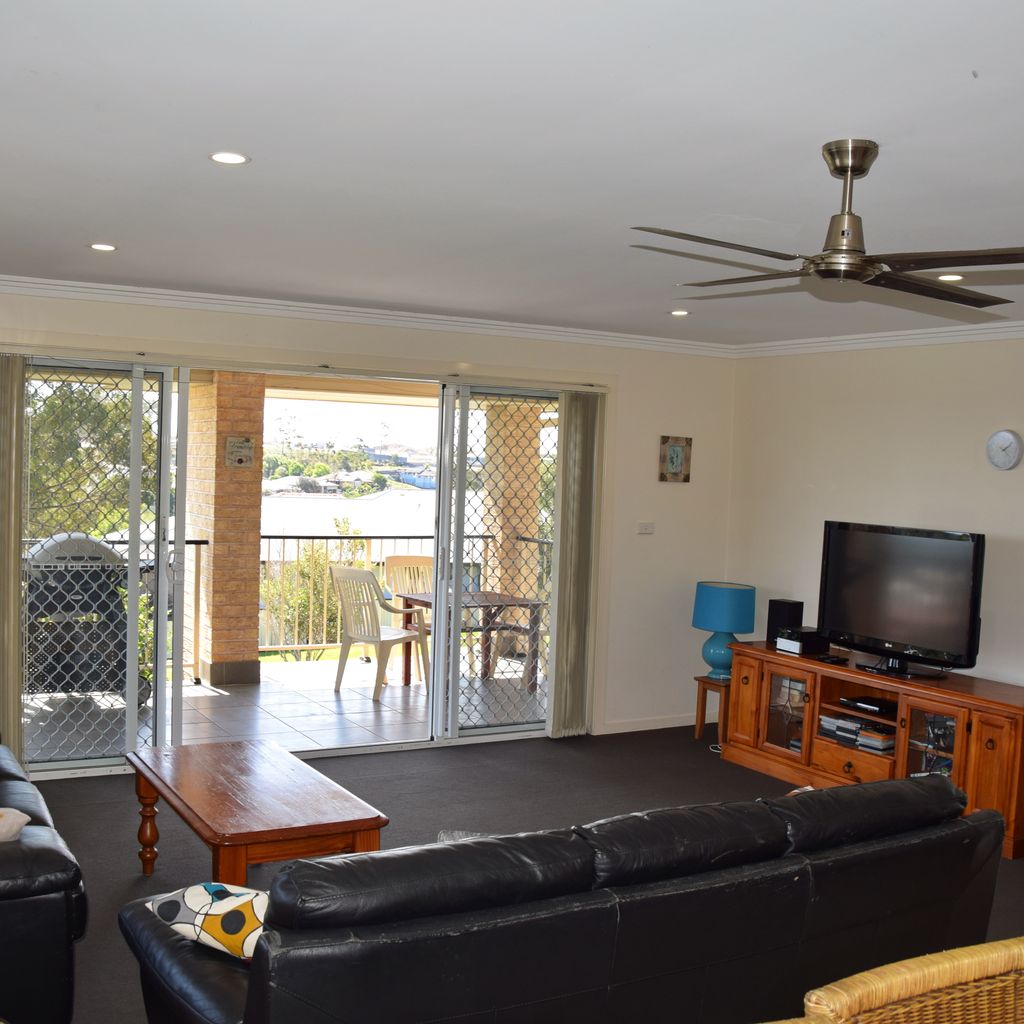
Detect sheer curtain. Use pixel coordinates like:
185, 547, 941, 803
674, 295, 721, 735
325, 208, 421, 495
0, 354, 25, 760
549, 391, 602, 738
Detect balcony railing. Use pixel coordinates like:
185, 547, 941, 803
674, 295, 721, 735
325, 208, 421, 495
256, 533, 553, 656
258, 534, 492, 655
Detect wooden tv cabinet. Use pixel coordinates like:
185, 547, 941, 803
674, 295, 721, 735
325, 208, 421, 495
723, 641, 1024, 858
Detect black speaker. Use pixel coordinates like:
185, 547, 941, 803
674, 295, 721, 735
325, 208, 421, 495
766, 599, 804, 645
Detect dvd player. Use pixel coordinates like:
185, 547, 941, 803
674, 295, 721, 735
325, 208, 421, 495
838, 695, 898, 717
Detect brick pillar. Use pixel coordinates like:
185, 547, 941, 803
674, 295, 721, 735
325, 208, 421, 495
482, 400, 543, 652
185, 372, 265, 685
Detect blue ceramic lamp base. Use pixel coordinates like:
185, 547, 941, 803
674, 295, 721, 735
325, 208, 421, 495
701, 631, 737, 680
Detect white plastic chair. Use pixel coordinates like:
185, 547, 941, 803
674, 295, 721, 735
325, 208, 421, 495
384, 555, 434, 606
384, 555, 435, 682
330, 566, 429, 700
383, 554, 483, 675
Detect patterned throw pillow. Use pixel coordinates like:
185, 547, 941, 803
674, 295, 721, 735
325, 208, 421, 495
147, 882, 268, 959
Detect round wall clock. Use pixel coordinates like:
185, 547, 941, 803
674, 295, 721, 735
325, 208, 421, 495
986, 429, 1023, 470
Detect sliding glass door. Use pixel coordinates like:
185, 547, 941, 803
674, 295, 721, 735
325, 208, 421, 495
21, 360, 187, 768
433, 385, 559, 738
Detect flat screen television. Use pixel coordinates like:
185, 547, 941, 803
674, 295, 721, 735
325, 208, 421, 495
817, 521, 985, 676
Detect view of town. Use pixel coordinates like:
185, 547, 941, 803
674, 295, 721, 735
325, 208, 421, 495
260, 397, 441, 537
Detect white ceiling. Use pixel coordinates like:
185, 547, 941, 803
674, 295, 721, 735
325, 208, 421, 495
5, 0, 1024, 348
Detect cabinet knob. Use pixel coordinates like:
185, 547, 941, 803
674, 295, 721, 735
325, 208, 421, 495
843, 761, 854, 774
986, 738, 997, 751
802, 692, 811, 704
899, 718, 907, 729
741, 675, 749, 686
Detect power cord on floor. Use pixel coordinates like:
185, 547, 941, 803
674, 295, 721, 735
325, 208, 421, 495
708, 743, 722, 754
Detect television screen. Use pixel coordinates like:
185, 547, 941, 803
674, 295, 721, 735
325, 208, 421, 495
818, 522, 984, 670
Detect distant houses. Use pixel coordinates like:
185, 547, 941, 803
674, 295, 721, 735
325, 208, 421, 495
319, 470, 375, 493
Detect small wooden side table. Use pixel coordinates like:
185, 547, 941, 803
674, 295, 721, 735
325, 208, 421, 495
694, 674, 730, 743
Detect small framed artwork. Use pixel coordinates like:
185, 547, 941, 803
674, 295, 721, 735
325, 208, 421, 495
658, 435, 692, 482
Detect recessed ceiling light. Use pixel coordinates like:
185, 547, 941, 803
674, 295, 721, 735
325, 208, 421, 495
89, 242, 117, 252
670, 309, 690, 317
938, 274, 964, 282
209, 151, 251, 165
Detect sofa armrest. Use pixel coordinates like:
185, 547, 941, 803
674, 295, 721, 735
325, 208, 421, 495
119, 897, 252, 1024
0, 825, 82, 899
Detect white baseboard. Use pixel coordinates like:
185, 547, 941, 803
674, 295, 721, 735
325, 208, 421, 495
591, 712, 703, 735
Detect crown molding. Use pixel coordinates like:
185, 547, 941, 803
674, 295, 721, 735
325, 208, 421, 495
730, 319, 1024, 357
0, 274, 1022, 359
0, 275, 727, 357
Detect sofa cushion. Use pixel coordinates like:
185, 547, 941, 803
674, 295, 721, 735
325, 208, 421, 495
761, 774, 967, 853
575, 801, 789, 887
269, 829, 594, 929
0, 780, 54, 827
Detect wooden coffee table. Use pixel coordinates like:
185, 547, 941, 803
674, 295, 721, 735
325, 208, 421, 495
126, 740, 389, 886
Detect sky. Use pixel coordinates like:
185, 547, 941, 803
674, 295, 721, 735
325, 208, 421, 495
264, 398, 440, 450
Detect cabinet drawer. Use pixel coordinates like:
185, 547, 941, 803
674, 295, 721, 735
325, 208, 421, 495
812, 740, 894, 783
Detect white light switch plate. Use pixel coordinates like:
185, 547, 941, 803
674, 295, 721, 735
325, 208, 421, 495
637, 521, 655, 535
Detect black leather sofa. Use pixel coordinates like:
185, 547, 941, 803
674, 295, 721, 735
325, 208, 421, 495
119, 775, 1002, 1024
0, 744, 88, 1024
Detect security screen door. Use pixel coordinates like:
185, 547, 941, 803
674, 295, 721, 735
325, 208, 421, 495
432, 385, 559, 738
21, 361, 184, 768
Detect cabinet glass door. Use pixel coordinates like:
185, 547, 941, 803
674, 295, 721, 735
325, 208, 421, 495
760, 665, 813, 761
898, 698, 967, 786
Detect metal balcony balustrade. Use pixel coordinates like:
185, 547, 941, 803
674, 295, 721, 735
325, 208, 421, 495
257, 532, 553, 658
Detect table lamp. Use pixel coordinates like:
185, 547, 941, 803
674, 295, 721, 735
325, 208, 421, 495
692, 581, 756, 680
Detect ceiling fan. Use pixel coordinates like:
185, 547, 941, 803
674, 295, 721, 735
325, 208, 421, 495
633, 139, 1024, 308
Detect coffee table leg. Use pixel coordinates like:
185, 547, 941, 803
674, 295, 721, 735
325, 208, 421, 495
212, 845, 249, 887
135, 772, 160, 877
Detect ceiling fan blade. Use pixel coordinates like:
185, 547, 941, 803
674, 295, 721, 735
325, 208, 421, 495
869, 247, 1024, 272
630, 244, 700, 260
865, 271, 1012, 308
686, 270, 810, 287
632, 226, 803, 262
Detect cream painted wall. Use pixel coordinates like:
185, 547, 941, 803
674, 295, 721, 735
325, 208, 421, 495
729, 339, 1024, 685
0, 292, 737, 733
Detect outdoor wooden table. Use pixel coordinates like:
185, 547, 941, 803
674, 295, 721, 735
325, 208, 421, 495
126, 739, 389, 886
396, 590, 544, 692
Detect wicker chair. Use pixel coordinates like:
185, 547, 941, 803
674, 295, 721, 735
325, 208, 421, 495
764, 936, 1024, 1023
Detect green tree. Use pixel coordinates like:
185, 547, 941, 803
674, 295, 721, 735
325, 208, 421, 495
260, 544, 340, 661
259, 518, 367, 660
25, 377, 160, 702
25, 380, 158, 539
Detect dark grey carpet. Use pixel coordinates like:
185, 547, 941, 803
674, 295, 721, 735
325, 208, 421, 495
36, 727, 1024, 1024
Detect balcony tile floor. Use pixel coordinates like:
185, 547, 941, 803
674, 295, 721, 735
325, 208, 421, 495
24, 652, 547, 764
181, 657, 430, 751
